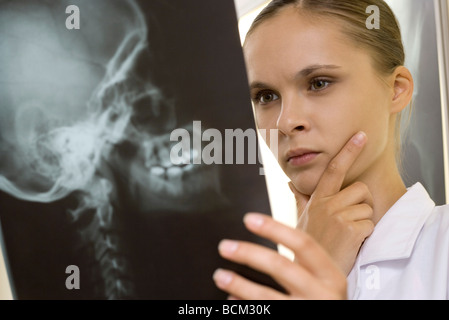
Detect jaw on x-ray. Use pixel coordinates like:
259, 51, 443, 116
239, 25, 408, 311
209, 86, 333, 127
0, 0, 231, 299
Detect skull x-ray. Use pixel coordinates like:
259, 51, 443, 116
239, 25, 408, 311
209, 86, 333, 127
0, 0, 276, 299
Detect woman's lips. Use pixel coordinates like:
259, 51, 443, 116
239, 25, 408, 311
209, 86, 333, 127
287, 149, 320, 166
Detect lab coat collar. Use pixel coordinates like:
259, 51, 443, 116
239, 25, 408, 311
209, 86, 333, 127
357, 182, 435, 266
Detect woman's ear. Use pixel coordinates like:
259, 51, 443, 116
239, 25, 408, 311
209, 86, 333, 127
390, 66, 414, 115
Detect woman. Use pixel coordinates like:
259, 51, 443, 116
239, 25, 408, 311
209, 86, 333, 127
213, 0, 449, 299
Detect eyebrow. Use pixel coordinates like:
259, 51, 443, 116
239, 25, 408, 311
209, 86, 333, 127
249, 64, 342, 90
296, 64, 342, 78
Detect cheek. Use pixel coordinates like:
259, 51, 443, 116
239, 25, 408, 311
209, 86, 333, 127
255, 107, 279, 126
353, 99, 391, 155
254, 108, 279, 143
326, 88, 390, 142
318, 100, 391, 183
339, 114, 391, 186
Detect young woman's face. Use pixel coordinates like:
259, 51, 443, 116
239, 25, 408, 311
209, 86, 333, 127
244, 7, 396, 195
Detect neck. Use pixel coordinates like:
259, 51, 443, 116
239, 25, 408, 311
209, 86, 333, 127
357, 152, 407, 225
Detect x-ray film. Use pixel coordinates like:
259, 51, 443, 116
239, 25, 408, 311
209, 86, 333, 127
0, 0, 277, 299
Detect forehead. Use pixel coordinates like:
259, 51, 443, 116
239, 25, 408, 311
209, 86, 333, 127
243, 7, 368, 81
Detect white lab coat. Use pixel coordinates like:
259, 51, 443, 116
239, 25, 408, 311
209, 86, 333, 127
347, 183, 449, 300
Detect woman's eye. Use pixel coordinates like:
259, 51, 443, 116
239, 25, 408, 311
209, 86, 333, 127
255, 91, 279, 105
310, 79, 331, 91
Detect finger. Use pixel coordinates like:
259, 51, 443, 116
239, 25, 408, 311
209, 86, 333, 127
332, 181, 374, 209
243, 213, 343, 281
288, 181, 310, 216
218, 239, 313, 295
338, 204, 374, 222
213, 268, 287, 300
314, 131, 367, 199
352, 219, 375, 240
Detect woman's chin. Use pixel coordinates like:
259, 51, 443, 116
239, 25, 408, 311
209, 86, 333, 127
288, 172, 321, 197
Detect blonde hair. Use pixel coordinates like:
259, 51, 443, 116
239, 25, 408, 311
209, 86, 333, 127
245, 0, 411, 166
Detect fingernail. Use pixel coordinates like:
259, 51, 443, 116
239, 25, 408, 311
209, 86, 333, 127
218, 240, 239, 255
353, 131, 367, 146
213, 269, 233, 288
244, 213, 265, 229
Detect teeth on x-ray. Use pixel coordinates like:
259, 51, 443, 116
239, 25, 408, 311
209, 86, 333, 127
146, 144, 200, 181
150, 166, 165, 177
167, 166, 183, 179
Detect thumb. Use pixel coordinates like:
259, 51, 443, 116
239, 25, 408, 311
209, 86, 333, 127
288, 181, 310, 218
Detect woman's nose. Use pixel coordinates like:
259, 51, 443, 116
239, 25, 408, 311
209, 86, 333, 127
276, 96, 310, 136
